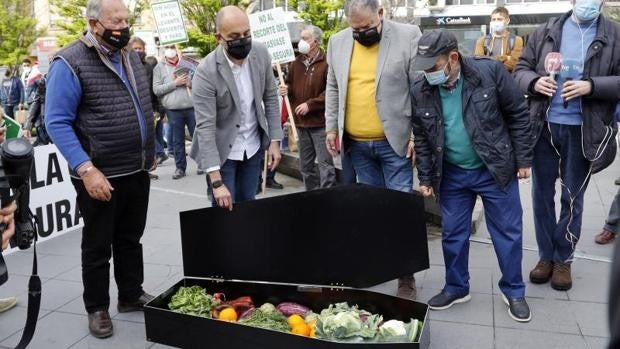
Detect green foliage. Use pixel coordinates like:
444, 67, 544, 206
290, 0, 347, 48
604, 7, 620, 23
0, 0, 43, 68
52, 0, 148, 48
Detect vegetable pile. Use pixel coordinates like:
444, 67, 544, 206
168, 287, 424, 343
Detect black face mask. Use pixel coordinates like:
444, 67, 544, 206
352, 23, 382, 47
225, 36, 252, 60
98, 21, 131, 50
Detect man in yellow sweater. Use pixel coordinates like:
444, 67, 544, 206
325, 0, 421, 299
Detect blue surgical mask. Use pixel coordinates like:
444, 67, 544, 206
573, 0, 602, 22
424, 63, 449, 86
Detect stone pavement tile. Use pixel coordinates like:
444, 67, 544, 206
69, 320, 150, 349
584, 336, 610, 349
427, 320, 493, 349
143, 246, 183, 266
421, 265, 493, 295
1, 311, 88, 349
568, 260, 611, 303
1, 251, 39, 277
142, 264, 183, 291
54, 265, 83, 283
57, 286, 120, 318
420, 287, 493, 326
36, 254, 82, 279
495, 327, 587, 349
150, 344, 177, 348
0, 273, 49, 299
36, 230, 82, 257
569, 301, 611, 338
39, 279, 83, 311
493, 296, 581, 335
113, 310, 145, 324
0, 306, 51, 342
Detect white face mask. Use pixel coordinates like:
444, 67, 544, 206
22, 66, 31, 74
164, 49, 177, 59
489, 21, 506, 34
298, 39, 312, 55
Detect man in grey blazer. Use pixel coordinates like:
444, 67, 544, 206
190, 6, 283, 210
324, 0, 421, 299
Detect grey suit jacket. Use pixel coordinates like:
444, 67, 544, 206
325, 20, 422, 157
190, 42, 283, 170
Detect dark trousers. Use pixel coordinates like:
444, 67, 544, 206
605, 189, 620, 235
532, 123, 591, 263
155, 118, 166, 157
298, 127, 336, 190
440, 163, 525, 299
72, 171, 150, 313
167, 108, 196, 171
2, 104, 15, 118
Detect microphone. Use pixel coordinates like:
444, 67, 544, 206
563, 77, 573, 108
544, 52, 562, 82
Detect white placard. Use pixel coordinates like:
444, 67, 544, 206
4, 144, 82, 254
249, 8, 296, 64
151, 0, 189, 46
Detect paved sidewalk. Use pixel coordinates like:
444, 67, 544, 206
0, 151, 617, 349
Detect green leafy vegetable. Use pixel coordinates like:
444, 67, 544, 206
239, 308, 290, 332
168, 286, 220, 318
315, 302, 383, 341
258, 303, 277, 314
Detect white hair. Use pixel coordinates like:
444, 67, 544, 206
303, 25, 323, 45
86, 0, 103, 19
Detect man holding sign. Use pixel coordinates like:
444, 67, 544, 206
190, 6, 283, 210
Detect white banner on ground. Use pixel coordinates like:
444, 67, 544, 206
4, 144, 82, 254
249, 8, 296, 64
151, 0, 189, 46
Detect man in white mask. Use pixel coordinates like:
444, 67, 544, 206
474, 6, 523, 72
279, 25, 336, 191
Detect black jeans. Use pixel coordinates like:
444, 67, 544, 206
72, 171, 150, 313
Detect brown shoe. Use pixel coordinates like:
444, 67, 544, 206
594, 229, 615, 245
529, 260, 554, 284
88, 310, 113, 338
551, 263, 572, 291
397, 275, 417, 300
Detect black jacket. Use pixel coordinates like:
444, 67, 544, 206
514, 12, 619, 173
412, 56, 533, 193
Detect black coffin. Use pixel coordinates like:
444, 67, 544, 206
145, 184, 431, 348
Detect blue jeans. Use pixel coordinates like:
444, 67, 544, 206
166, 108, 196, 171
440, 163, 525, 299
214, 150, 262, 206
348, 139, 412, 192
163, 118, 173, 154
532, 123, 591, 263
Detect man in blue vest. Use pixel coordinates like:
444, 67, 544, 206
45, 0, 155, 338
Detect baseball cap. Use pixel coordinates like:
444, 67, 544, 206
413, 30, 458, 71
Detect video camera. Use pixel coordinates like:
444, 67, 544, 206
0, 137, 35, 285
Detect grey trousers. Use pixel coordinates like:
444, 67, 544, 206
605, 188, 620, 234
297, 127, 336, 191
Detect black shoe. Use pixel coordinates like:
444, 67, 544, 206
616, 177, 620, 186
266, 180, 284, 189
117, 292, 155, 313
428, 290, 471, 310
196, 169, 205, 175
88, 310, 113, 338
172, 169, 185, 180
502, 295, 532, 322
157, 154, 169, 165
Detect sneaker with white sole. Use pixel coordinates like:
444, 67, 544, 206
0, 297, 17, 313
502, 294, 532, 322
428, 290, 471, 310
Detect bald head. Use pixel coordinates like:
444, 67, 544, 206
216, 6, 248, 32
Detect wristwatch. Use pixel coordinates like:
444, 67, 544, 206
212, 180, 224, 189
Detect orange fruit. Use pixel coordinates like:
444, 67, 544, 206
307, 319, 317, 328
310, 327, 316, 338
288, 314, 305, 328
291, 323, 311, 337
218, 307, 238, 322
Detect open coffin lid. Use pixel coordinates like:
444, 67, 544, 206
179, 184, 430, 288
